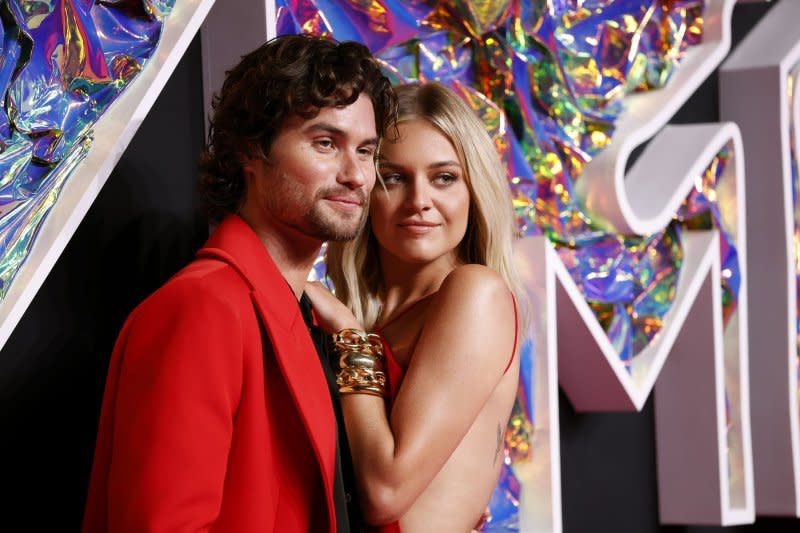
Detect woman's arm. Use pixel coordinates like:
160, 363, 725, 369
304, 281, 363, 332
307, 265, 517, 524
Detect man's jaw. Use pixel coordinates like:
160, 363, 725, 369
306, 203, 367, 242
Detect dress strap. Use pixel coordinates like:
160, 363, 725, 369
503, 292, 519, 375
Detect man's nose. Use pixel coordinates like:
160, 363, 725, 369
337, 151, 369, 189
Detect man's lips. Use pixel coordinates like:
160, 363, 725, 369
324, 195, 364, 208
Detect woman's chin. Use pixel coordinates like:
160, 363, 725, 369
386, 246, 455, 268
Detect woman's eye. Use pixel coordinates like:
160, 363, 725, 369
434, 173, 458, 184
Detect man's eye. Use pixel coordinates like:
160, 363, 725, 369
358, 147, 376, 158
381, 173, 402, 184
314, 139, 334, 149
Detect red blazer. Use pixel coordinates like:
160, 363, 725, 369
82, 216, 337, 532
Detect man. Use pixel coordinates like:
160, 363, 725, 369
82, 35, 396, 532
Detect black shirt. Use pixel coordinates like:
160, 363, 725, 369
300, 294, 363, 532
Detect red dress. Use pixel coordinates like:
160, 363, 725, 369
371, 292, 518, 532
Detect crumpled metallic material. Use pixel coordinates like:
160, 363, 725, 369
277, 1, 736, 527
675, 144, 740, 326
277, 0, 707, 361
790, 64, 800, 418
0, 0, 174, 299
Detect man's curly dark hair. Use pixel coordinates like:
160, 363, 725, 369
199, 35, 398, 221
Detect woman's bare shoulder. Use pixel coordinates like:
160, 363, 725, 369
410, 265, 516, 385
438, 264, 509, 302
429, 265, 515, 333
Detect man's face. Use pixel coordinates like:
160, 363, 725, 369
251, 93, 379, 242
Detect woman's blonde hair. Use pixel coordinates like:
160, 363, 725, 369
326, 82, 525, 328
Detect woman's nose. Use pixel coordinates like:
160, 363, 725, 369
405, 179, 431, 211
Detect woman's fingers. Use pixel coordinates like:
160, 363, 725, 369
304, 282, 362, 331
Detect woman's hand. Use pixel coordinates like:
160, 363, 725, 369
304, 281, 363, 333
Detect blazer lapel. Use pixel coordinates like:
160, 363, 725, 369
249, 290, 336, 495
197, 216, 336, 528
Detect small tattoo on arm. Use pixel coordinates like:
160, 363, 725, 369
494, 423, 503, 465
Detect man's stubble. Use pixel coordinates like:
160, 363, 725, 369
265, 173, 369, 243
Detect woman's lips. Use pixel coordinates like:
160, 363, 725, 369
397, 221, 439, 235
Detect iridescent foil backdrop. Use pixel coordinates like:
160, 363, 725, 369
790, 63, 800, 419
675, 142, 740, 497
276, 1, 743, 528
675, 145, 740, 327
0, 0, 175, 298
279, 0, 713, 365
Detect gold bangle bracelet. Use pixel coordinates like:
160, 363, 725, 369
335, 362, 387, 397
339, 351, 385, 372
332, 328, 388, 397
339, 386, 385, 397
332, 328, 384, 357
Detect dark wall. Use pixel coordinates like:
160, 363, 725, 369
0, 4, 798, 532
0, 36, 207, 529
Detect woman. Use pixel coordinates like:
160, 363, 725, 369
306, 82, 525, 531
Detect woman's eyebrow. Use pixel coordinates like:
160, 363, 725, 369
427, 161, 461, 169
378, 160, 462, 170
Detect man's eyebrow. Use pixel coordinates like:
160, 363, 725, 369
304, 123, 379, 146
361, 136, 379, 147
304, 122, 345, 136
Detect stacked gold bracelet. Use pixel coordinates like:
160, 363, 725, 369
332, 328, 387, 398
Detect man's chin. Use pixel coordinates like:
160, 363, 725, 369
307, 220, 362, 242
320, 224, 362, 242
308, 211, 365, 242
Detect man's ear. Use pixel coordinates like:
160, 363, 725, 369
237, 156, 260, 214
240, 155, 260, 184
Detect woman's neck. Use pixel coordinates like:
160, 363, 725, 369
378, 251, 461, 321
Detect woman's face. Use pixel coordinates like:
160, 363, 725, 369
371, 119, 471, 268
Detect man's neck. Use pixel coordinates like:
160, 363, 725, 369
239, 213, 321, 300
